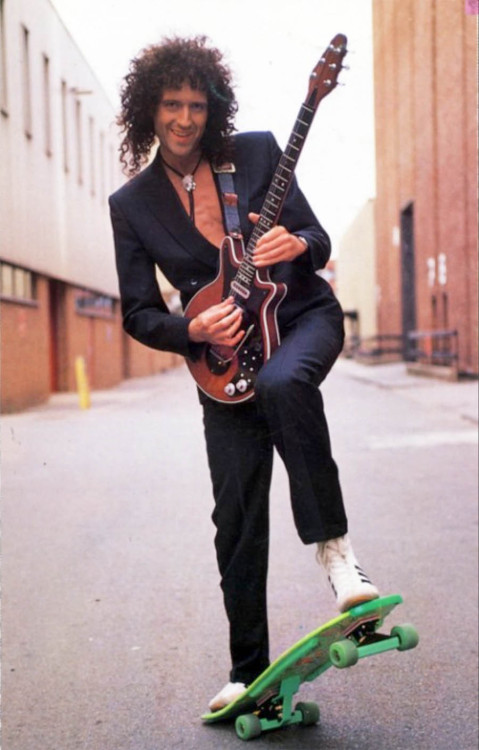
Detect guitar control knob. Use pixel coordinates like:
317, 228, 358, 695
236, 379, 248, 393
224, 383, 236, 396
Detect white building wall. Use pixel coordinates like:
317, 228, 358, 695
0, 0, 123, 296
336, 198, 377, 340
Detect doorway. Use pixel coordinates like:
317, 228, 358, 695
400, 202, 417, 360
48, 279, 66, 391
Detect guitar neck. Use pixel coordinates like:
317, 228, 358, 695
229, 34, 347, 299
245, 102, 316, 259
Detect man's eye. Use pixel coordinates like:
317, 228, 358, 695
163, 101, 179, 110
192, 103, 207, 112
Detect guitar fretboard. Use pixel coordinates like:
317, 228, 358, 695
229, 103, 316, 299
248, 103, 316, 252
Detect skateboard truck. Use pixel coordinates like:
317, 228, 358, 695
235, 674, 318, 740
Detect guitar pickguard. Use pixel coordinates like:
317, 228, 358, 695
206, 317, 265, 397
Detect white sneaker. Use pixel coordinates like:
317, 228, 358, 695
316, 534, 379, 612
208, 681, 247, 712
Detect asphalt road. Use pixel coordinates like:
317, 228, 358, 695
2, 359, 478, 750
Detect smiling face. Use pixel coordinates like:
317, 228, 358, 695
154, 83, 208, 170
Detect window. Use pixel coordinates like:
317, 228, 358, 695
0, 0, 8, 115
99, 131, 106, 202
0, 262, 36, 302
109, 143, 115, 193
75, 98, 83, 184
89, 116, 96, 196
61, 80, 69, 172
21, 25, 32, 138
74, 290, 115, 317
43, 54, 52, 156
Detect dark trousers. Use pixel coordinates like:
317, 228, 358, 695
202, 305, 348, 684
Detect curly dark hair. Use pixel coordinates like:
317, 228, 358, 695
117, 36, 238, 176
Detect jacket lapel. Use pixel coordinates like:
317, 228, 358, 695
139, 150, 220, 271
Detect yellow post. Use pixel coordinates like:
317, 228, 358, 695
75, 356, 91, 410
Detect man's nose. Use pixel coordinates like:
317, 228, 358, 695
177, 105, 192, 126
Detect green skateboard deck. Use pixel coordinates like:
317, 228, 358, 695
202, 594, 418, 741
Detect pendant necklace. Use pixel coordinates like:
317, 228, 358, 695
161, 153, 203, 223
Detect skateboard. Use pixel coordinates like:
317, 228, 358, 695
201, 594, 418, 741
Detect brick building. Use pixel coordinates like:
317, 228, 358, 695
0, 0, 180, 413
372, 0, 478, 376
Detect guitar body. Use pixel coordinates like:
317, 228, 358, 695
185, 235, 287, 404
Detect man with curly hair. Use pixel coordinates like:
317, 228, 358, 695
109, 35, 379, 712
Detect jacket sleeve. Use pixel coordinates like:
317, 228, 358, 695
109, 195, 194, 358
266, 132, 332, 271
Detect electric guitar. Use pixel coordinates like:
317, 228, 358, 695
185, 34, 348, 404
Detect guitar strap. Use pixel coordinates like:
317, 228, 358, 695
214, 164, 243, 238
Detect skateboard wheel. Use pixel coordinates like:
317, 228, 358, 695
391, 624, 419, 651
235, 713, 262, 740
329, 638, 359, 668
296, 701, 320, 726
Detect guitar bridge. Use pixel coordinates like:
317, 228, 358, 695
207, 325, 256, 371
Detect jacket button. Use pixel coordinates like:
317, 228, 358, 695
190, 279, 198, 287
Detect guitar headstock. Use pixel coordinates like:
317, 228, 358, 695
306, 33, 348, 108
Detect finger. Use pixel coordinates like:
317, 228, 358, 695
217, 297, 235, 311
223, 328, 245, 346
208, 299, 236, 321
212, 307, 242, 334
254, 235, 287, 258
254, 232, 297, 264
253, 245, 287, 266
248, 212, 260, 225
228, 312, 243, 334
255, 225, 284, 245
222, 314, 243, 336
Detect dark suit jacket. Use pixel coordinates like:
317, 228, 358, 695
109, 131, 340, 359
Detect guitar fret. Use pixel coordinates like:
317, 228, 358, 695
236, 269, 251, 285
254, 224, 268, 235
300, 104, 315, 115
295, 119, 310, 133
